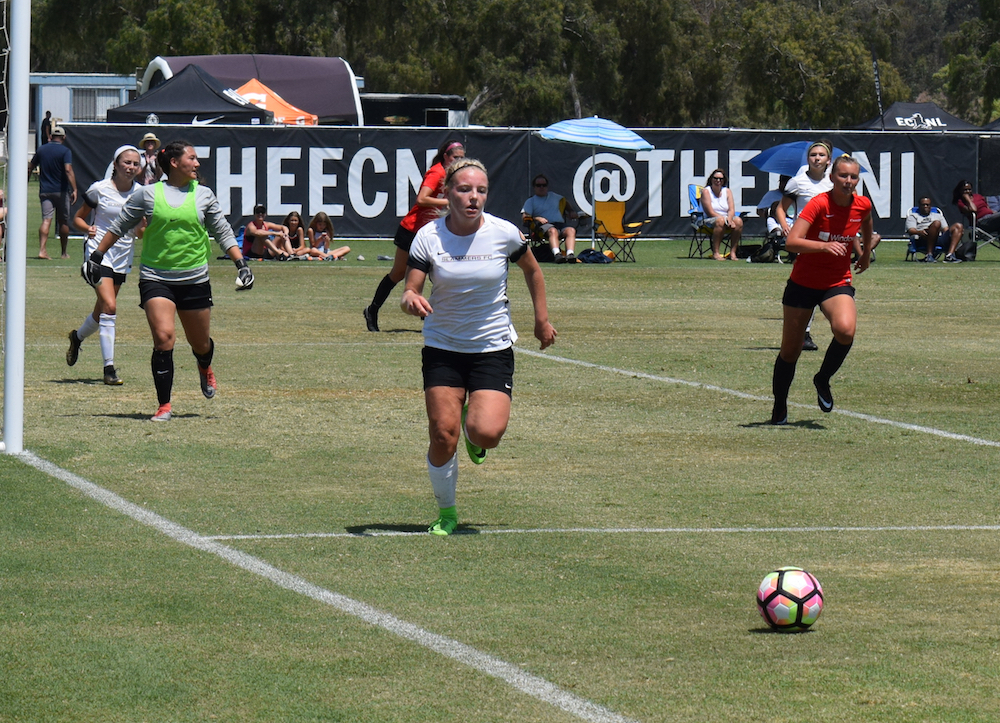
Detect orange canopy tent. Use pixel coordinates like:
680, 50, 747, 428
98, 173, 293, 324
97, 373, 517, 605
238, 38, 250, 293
236, 78, 317, 125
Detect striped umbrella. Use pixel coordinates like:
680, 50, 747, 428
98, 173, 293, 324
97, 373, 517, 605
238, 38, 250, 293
536, 116, 654, 152
535, 117, 654, 245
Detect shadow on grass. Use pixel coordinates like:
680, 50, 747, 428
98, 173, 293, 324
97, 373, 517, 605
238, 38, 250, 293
345, 522, 491, 536
51, 377, 105, 386
92, 412, 203, 421
748, 626, 817, 635
742, 419, 826, 430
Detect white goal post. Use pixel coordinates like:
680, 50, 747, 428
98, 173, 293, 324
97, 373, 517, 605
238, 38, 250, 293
2, 0, 31, 454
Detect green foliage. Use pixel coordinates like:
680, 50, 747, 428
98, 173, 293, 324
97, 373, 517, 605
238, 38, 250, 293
21, 0, 992, 127
732, 0, 908, 129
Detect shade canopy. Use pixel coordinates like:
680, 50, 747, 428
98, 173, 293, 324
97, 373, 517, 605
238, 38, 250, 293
106, 65, 273, 125
236, 79, 317, 126
855, 102, 980, 131
141, 55, 362, 125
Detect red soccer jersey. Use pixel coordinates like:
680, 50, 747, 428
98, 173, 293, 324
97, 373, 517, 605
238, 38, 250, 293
790, 192, 872, 290
400, 162, 447, 232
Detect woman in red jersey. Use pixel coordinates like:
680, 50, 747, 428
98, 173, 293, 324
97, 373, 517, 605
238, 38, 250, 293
770, 155, 872, 425
362, 138, 466, 332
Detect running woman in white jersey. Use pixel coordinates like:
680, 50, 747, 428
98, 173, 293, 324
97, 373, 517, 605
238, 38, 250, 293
67, 145, 142, 384
401, 158, 558, 536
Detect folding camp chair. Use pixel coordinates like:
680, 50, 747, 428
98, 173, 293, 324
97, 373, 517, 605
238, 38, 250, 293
687, 184, 735, 258
904, 205, 948, 261
955, 195, 1000, 257
593, 200, 649, 262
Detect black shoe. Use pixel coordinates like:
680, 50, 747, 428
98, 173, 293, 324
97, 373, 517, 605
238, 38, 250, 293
66, 330, 82, 366
103, 365, 123, 385
770, 403, 788, 425
813, 374, 833, 413
363, 305, 379, 332
199, 365, 217, 399
802, 332, 818, 352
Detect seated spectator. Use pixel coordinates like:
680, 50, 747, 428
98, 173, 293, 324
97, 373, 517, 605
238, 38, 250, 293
766, 199, 791, 243
906, 196, 964, 263
701, 168, 742, 260
245, 203, 292, 260
284, 211, 306, 251
522, 173, 579, 263
308, 212, 350, 260
953, 179, 1000, 233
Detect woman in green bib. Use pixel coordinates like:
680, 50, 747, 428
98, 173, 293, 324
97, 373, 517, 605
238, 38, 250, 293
86, 140, 254, 421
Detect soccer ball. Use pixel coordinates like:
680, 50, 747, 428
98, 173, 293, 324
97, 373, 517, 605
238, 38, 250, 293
756, 567, 824, 632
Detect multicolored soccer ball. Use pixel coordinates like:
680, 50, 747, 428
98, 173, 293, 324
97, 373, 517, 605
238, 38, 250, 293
756, 567, 824, 632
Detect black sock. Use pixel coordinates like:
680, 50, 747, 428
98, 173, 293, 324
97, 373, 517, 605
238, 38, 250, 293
151, 349, 174, 405
193, 338, 215, 370
816, 339, 853, 384
772, 354, 797, 402
772, 355, 796, 410
369, 274, 398, 312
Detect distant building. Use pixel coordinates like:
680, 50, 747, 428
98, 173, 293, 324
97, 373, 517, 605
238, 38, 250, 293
30, 72, 135, 144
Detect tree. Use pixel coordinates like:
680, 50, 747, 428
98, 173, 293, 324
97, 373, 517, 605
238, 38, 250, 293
731, 0, 908, 128
942, 0, 1000, 123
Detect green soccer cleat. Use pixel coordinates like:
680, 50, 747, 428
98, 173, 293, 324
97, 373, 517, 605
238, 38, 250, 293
429, 508, 458, 536
462, 404, 487, 464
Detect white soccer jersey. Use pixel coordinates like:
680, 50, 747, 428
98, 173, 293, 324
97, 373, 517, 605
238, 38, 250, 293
83, 178, 140, 274
408, 213, 529, 354
782, 170, 833, 216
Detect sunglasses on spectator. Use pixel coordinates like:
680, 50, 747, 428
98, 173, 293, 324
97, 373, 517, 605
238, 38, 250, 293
710, 177, 724, 182
535, 182, 548, 187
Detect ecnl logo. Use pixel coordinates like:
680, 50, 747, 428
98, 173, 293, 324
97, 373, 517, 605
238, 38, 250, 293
894, 113, 947, 130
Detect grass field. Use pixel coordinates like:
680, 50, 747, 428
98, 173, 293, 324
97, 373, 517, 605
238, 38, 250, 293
2, 222, 1000, 722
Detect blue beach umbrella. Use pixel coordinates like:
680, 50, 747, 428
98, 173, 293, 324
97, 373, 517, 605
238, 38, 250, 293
535, 116, 654, 245
751, 140, 866, 176
536, 116, 655, 152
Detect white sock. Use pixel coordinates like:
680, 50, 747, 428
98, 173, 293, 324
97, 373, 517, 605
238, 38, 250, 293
99, 313, 116, 366
77, 313, 100, 340
427, 453, 458, 509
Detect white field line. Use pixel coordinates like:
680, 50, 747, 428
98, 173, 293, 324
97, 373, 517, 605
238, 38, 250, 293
206, 524, 1000, 542
18, 451, 639, 723
515, 348, 1000, 448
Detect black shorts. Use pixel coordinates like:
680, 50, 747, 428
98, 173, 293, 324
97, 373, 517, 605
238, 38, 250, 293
96, 267, 128, 285
394, 225, 417, 252
139, 279, 214, 311
782, 279, 855, 310
422, 346, 515, 397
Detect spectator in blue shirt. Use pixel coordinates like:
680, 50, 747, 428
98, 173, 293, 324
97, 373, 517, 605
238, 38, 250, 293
28, 125, 77, 259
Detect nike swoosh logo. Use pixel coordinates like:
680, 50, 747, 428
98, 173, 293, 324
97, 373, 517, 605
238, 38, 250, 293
192, 115, 224, 126
825, 214, 835, 218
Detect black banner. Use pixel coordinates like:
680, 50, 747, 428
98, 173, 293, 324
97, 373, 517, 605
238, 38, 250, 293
65, 124, 980, 239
